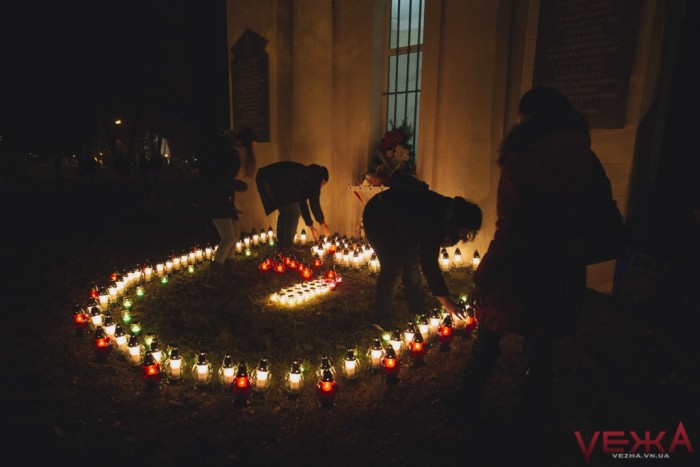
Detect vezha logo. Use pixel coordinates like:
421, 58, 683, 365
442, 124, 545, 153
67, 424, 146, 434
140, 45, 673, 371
574, 422, 695, 463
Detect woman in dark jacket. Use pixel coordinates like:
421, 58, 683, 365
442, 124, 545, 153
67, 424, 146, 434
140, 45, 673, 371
362, 179, 482, 331
197, 128, 256, 288
256, 162, 330, 251
456, 87, 623, 428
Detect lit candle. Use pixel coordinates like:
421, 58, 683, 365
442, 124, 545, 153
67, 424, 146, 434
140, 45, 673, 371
193, 352, 212, 386
368, 338, 385, 371
253, 358, 271, 393
114, 325, 128, 352
89, 306, 103, 328
166, 346, 183, 379
220, 354, 235, 385
472, 250, 481, 269
286, 361, 303, 395
342, 349, 359, 380
127, 335, 142, 365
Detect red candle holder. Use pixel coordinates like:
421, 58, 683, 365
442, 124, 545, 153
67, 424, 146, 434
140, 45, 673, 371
381, 345, 400, 384
316, 368, 338, 408
92, 326, 112, 361
72, 305, 89, 336
438, 315, 455, 351
232, 362, 252, 406
408, 332, 427, 366
142, 353, 163, 387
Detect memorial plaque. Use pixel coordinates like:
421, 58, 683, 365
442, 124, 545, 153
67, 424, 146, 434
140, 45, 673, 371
231, 29, 271, 142
532, 0, 641, 128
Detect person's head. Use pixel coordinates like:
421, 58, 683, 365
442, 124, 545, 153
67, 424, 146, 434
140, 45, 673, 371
234, 127, 257, 178
518, 86, 575, 121
309, 164, 329, 186
236, 127, 257, 149
448, 197, 482, 244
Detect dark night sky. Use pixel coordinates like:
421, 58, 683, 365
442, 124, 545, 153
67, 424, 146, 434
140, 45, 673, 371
1, 0, 229, 157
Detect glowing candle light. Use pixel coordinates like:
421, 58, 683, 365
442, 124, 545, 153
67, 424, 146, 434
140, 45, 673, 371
389, 329, 404, 356
316, 368, 337, 408
300, 229, 308, 245
149, 337, 163, 364
381, 345, 400, 384
103, 314, 116, 337
165, 259, 173, 273
92, 326, 112, 361
408, 331, 427, 366
403, 322, 417, 349
72, 305, 89, 336
114, 325, 128, 352
136, 286, 145, 297
155, 263, 165, 275
193, 352, 213, 389
252, 358, 271, 394
286, 360, 304, 396
368, 338, 385, 372
368, 253, 380, 274
219, 354, 235, 386
232, 361, 251, 405
438, 315, 455, 351
130, 320, 142, 336
342, 348, 360, 381
127, 335, 143, 365
89, 306, 103, 329
417, 314, 430, 342
453, 248, 463, 267
165, 346, 184, 381
472, 250, 481, 269
141, 353, 162, 386
429, 308, 442, 340
122, 297, 133, 310
439, 250, 451, 272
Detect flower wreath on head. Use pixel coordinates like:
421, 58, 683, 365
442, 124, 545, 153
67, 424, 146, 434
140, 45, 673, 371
365, 119, 416, 186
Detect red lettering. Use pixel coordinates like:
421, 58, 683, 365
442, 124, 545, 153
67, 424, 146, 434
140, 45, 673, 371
575, 431, 599, 463
602, 431, 629, 453
669, 422, 695, 453
630, 431, 666, 453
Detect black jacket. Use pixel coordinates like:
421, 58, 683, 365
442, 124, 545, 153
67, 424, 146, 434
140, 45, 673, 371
256, 162, 326, 226
363, 187, 454, 297
196, 135, 245, 219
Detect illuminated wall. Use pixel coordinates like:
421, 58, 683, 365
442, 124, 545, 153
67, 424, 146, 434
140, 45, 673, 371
226, 0, 667, 293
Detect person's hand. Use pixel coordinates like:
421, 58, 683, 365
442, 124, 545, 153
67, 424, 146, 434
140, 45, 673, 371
437, 296, 465, 321
320, 223, 331, 237
310, 226, 320, 240
472, 287, 516, 333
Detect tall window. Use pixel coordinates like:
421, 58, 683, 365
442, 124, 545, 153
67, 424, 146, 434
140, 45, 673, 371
385, 0, 424, 159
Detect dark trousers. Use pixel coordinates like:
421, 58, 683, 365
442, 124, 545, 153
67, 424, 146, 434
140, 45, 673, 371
276, 202, 301, 251
464, 328, 553, 415
363, 198, 426, 327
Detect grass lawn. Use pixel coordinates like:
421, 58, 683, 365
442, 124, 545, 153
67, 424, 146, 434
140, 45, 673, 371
2, 171, 698, 466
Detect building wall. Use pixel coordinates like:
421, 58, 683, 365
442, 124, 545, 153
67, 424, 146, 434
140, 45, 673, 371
226, 0, 667, 293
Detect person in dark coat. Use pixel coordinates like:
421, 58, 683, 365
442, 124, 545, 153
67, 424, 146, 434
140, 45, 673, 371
362, 178, 482, 330
454, 87, 624, 431
197, 128, 256, 288
255, 162, 331, 251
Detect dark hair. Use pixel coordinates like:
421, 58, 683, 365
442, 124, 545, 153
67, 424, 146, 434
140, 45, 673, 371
498, 87, 590, 165
309, 164, 329, 182
518, 86, 574, 119
450, 197, 482, 242
236, 127, 257, 147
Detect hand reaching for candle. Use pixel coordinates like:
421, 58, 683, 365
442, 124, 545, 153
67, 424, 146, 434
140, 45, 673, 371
437, 296, 465, 321
310, 226, 320, 240
320, 223, 331, 237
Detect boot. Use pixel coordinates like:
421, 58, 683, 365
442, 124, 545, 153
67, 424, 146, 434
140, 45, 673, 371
442, 328, 502, 424
223, 259, 236, 281
204, 262, 224, 289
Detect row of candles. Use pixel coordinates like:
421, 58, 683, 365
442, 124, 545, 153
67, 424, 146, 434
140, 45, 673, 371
72, 228, 480, 407
300, 232, 481, 273
84, 299, 477, 406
